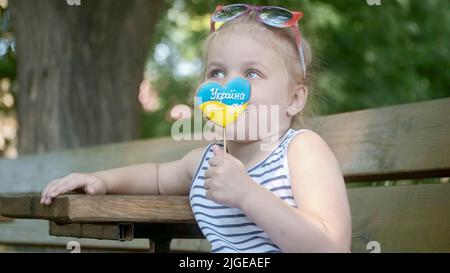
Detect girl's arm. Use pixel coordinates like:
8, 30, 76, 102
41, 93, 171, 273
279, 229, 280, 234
95, 146, 205, 195
239, 131, 352, 252
41, 146, 206, 204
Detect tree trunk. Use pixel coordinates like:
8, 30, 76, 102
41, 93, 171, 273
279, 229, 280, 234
10, 0, 166, 154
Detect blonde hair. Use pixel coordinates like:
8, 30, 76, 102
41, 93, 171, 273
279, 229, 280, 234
198, 12, 318, 128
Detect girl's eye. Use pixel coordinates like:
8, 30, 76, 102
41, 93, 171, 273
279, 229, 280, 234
245, 70, 262, 79
207, 69, 225, 79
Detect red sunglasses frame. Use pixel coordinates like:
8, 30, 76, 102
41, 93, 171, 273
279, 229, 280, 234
210, 4, 306, 79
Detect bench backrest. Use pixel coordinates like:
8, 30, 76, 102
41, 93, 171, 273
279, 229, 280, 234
1, 97, 449, 252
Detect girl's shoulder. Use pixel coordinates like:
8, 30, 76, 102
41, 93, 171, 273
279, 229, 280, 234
181, 144, 211, 179
289, 129, 323, 146
287, 129, 340, 173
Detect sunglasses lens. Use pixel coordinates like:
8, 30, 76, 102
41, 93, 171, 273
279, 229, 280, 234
213, 4, 248, 22
259, 7, 293, 27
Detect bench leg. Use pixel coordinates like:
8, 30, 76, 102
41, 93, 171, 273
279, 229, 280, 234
150, 237, 172, 253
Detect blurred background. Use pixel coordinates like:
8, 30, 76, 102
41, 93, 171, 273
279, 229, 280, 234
0, 0, 448, 253
0, 0, 449, 157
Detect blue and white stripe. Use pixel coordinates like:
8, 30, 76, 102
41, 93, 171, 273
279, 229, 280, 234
189, 128, 311, 253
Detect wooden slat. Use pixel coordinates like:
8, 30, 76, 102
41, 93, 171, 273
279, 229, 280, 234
0, 137, 209, 193
350, 183, 450, 252
2, 182, 450, 252
0, 215, 13, 223
0, 219, 149, 250
0, 219, 208, 252
49, 222, 134, 241
1, 194, 208, 252
0, 244, 147, 253
0, 194, 196, 223
303, 97, 450, 181
48, 222, 209, 252
0, 98, 449, 195
49, 222, 204, 240
0, 98, 449, 253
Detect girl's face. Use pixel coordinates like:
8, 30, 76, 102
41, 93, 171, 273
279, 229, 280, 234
204, 33, 295, 142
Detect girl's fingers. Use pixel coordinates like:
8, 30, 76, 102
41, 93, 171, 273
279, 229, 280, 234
50, 179, 82, 199
41, 180, 56, 200
211, 145, 224, 157
205, 188, 215, 201
43, 180, 65, 204
84, 184, 96, 195
204, 178, 211, 190
84, 177, 104, 195
208, 156, 219, 167
41, 179, 60, 203
204, 168, 212, 178
48, 174, 84, 199
43, 173, 79, 205
40, 173, 106, 206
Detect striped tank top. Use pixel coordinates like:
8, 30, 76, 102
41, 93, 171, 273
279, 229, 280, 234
189, 128, 312, 253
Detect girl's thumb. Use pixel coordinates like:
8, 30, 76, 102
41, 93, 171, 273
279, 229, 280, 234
212, 144, 224, 156
86, 186, 95, 194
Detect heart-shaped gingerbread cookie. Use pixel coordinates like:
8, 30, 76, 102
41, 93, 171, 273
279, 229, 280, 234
195, 77, 251, 127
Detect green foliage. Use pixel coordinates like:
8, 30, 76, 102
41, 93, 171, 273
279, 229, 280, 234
143, 0, 450, 138
0, 5, 15, 99
1, 1, 449, 140
0, 4, 16, 157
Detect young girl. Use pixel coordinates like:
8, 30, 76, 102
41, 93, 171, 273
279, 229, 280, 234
40, 4, 351, 253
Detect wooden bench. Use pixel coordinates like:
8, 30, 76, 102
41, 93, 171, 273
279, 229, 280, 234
1, 97, 449, 252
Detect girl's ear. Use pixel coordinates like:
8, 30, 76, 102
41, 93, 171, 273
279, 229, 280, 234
287, 84, 308, 117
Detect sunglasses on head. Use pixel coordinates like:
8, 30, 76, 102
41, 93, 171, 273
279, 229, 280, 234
210, 4, 306, 79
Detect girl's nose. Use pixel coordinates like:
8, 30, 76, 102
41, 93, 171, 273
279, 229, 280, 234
227, 72, 243, 81
214, 72, 244, 85
217, 72, 242, 85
